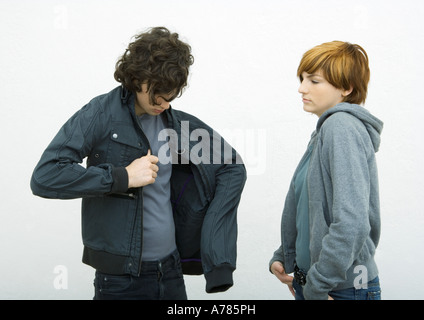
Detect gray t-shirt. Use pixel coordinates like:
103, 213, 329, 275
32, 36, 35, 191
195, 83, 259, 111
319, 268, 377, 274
138, 113, 176, 261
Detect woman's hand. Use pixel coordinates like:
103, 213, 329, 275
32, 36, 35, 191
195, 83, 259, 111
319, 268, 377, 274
270, 261, 295, 297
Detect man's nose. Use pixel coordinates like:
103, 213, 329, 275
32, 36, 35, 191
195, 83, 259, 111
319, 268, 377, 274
161, 101, 170, 109
156, 97, 171, 109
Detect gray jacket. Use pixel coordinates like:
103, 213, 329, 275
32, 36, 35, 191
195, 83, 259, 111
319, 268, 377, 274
270, 103, 383, 300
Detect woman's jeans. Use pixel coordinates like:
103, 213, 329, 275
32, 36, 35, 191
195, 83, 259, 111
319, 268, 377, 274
293, 276, 381, 300
93, 249, 187, 300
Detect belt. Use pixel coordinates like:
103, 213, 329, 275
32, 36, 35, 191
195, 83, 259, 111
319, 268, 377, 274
294, 264, 307, 286
139, 249, 180, 273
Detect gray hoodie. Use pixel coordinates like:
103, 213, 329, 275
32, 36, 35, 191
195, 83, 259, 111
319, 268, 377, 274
270, 103, 383, 300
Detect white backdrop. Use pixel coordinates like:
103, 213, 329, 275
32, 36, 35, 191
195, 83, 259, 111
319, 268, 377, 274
1, 0, 423, 300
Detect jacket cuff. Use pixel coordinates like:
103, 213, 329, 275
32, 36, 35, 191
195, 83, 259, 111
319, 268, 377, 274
204, 264, 235, 293
111, 166, 129, 193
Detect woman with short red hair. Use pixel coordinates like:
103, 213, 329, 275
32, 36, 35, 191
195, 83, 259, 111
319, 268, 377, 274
270, 41, 383, 300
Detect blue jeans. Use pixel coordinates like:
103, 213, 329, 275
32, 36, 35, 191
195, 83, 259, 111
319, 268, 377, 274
93, 250, 187, 300
293, 276, 381, 300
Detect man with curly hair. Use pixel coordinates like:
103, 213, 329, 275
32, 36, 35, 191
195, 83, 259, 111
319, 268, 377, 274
30, 27, 246, 300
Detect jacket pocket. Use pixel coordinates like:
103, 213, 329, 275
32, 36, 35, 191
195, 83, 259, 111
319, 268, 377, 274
106, 125, 144, 167
82, 195, 137, 255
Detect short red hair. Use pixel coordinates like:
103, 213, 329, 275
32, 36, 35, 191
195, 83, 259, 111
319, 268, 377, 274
297, 41, 370, 105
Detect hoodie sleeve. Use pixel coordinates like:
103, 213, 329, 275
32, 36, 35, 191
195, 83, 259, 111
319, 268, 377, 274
269, 179, 297, 273
303, 113, 373, 300
30, 100, 128, 199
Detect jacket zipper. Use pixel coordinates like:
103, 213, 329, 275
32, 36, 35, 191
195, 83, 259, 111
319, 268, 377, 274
134, 117, 151, 277
113, 191, 136, 199
125, 91, 157, 276
137, 187, 144, 276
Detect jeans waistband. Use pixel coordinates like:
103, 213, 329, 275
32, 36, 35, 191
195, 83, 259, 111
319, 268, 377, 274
139, 249, 180, 273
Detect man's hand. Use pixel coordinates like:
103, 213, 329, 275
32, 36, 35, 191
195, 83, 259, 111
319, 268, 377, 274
126, 150, 159, 188
270, 261, 295, 297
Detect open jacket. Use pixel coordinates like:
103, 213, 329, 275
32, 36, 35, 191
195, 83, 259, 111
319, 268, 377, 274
30, 86, 247, 293
270, 103, 383, 300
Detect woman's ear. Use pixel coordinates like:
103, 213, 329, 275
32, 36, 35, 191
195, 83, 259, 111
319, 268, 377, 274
342, 86, 353, 98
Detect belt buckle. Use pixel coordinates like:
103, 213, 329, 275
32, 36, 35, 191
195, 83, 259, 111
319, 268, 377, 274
294, 265, 307, 286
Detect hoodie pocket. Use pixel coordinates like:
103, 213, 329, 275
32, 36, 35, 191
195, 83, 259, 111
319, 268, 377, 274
309, 201, 330, 247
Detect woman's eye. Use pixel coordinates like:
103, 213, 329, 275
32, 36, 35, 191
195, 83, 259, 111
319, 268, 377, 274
311, 80, 319, 84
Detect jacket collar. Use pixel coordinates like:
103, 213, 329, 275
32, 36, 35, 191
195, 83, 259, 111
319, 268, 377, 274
120, 86, 131, 103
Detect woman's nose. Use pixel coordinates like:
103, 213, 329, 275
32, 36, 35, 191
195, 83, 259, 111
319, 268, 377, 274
298, 81, 307, 94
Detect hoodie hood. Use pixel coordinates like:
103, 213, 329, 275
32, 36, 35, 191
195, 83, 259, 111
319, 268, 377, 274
316, 103, 384, 152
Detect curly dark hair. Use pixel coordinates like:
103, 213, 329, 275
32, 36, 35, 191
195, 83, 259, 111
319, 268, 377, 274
114, 27, 194, 104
